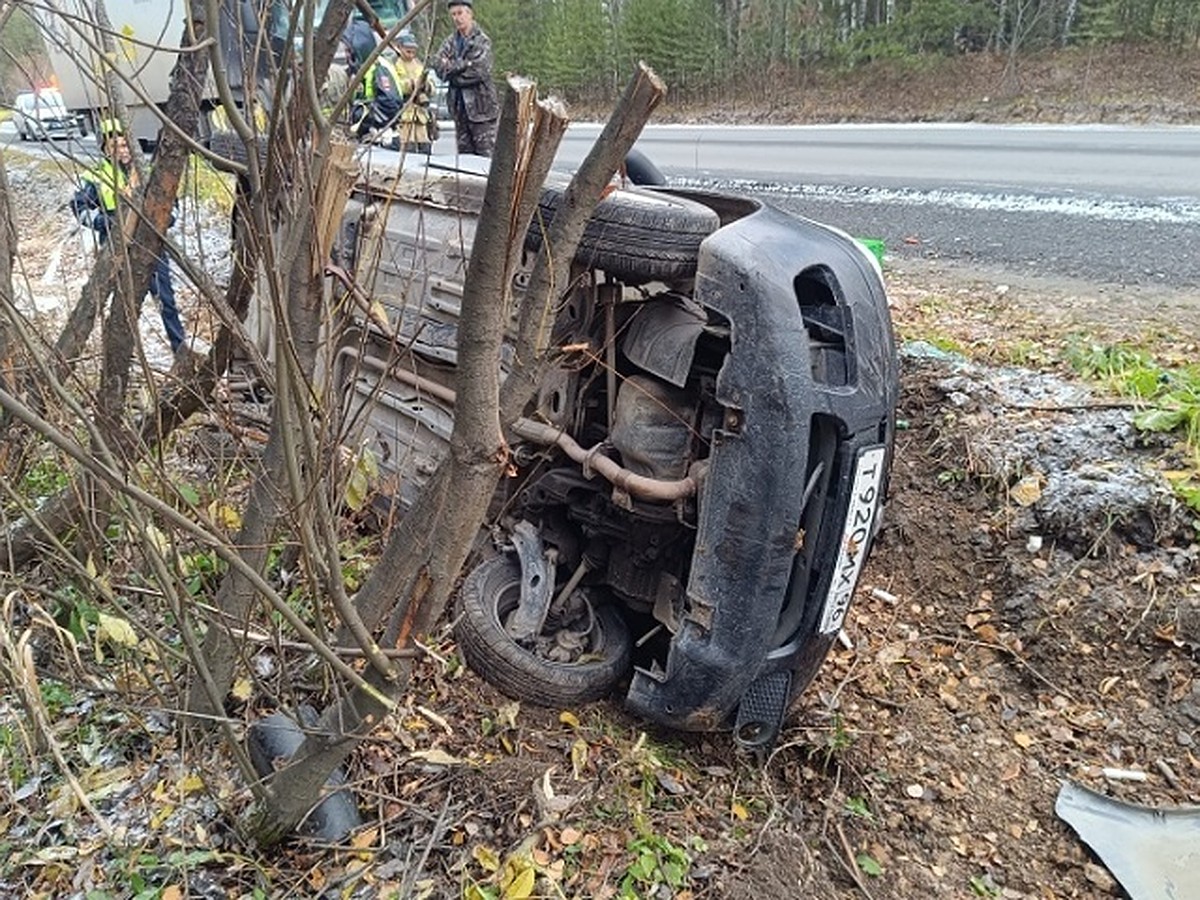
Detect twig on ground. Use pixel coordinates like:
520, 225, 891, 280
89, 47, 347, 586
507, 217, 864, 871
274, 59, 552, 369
831, 820, 877, 900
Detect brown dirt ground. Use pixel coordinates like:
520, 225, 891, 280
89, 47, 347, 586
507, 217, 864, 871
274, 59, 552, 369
319, 260, 1198, 900
659, 43, 1200, 125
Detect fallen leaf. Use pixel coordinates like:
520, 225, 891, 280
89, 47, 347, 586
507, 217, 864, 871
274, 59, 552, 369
497, 701, 520, 730
875, 642, 909, 666
730, 801, 749, 820
230, 677, 253, 703
96, 612, 138, 648
856, 853, 883, 877
25, 846, 79, 863
656, 770, 687, 795
1009, 474, 1043, 507
559, 710, 580, 728
142, 522, 172, 555
570, 738, 589, 778
501, 859, 536, 900
974, 623, 1000, 643
178, 773, 205, 795
534, 768, 577, 818
472, 844, 500, 873
207, 501, 242, 531
1013, 732, 1034, 749
410, 749, 462, 766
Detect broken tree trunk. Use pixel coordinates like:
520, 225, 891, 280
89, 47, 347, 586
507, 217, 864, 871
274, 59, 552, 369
252, 64, 665, 845
498, 61, 666, 428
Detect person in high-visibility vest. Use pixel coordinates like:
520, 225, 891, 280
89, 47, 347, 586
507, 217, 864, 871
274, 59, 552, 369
70, 120, 187, 353
344, 23, 403, 142
393, 30, 434, 154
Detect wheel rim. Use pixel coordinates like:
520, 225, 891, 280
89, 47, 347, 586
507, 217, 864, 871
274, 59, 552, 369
491, 568, 609, 666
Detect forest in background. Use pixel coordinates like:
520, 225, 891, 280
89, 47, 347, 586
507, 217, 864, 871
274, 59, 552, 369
477, 0, 1200, 101
2, 0, 1199, 108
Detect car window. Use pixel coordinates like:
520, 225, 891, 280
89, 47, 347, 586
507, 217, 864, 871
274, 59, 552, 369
37, 92, 66, 111
16, 91, 66, 115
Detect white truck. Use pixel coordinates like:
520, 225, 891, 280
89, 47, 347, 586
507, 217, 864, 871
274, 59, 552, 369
37, 0, 204, 145
35, 0, 407, 146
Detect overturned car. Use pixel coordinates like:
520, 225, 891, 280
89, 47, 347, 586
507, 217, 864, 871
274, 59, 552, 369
335, 149, 898, 750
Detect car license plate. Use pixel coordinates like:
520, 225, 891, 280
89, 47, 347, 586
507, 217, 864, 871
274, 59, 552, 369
819, 445, 888, 635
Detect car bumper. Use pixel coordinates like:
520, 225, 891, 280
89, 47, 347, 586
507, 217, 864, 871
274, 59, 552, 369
624, 196, 898, 731
35, 118, 80, 138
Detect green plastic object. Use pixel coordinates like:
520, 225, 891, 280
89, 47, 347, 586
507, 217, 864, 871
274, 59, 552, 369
856, 237, 886, 265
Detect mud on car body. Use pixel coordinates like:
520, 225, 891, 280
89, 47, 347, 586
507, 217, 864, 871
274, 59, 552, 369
336, 149, 898, 750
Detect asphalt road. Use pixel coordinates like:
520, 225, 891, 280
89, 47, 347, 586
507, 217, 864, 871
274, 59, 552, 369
557, 123, 1200, 291
6, 120, 1197, 290
558, 123, 1200, 199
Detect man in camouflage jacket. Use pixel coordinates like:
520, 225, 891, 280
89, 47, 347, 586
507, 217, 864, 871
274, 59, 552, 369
433, 0, 499, 156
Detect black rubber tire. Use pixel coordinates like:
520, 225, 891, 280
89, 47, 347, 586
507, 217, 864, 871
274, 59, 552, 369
454, 554, 633, 707
525, 184, 719, 283
208, 130, 271, 174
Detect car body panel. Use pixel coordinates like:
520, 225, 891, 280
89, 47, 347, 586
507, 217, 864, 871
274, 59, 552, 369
13, 89, 81, 140
623, 198, 897, 730
326, 149, 897, 739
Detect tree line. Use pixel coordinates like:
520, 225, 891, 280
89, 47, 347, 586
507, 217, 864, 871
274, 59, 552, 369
462, 0, 1200, 102
3, 1, 1195, 104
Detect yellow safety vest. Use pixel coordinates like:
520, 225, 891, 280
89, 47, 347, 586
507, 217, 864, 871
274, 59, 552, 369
362, 57, 400, 100
81, 159, 128, 213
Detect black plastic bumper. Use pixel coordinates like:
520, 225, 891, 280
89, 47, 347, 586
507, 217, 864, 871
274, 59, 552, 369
624, 197, 898, 731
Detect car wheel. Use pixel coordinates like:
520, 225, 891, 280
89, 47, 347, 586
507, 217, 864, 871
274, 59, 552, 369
526, 184, 719, 284
208, 129, 270, 174
454, 554, 632, 707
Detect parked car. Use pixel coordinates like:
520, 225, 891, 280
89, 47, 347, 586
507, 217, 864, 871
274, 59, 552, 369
12, 88, 83, 141
331, 149, 899, 750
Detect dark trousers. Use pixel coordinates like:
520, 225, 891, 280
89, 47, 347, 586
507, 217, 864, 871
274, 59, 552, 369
151, 255, 185, 352
452, 102, 497, 157
96, 227, 185, 352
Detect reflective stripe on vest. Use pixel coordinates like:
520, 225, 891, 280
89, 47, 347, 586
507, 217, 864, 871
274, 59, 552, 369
363, 58, 399, 100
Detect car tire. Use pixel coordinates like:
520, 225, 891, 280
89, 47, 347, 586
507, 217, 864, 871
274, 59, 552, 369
454, 554, 633, 707
208, 130, 271, 174
525, 184, 719, 283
